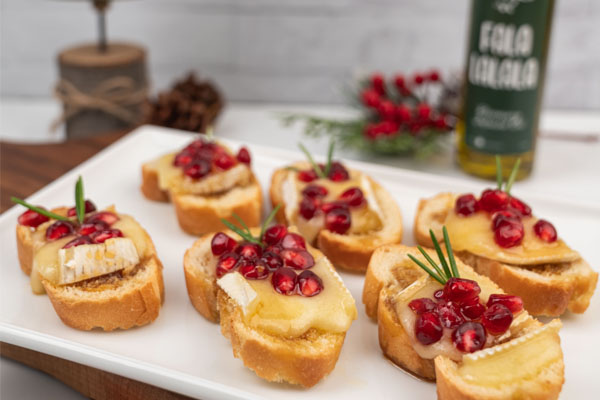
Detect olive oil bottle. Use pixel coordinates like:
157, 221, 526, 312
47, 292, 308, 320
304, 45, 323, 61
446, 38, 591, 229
457, 0, 555, 180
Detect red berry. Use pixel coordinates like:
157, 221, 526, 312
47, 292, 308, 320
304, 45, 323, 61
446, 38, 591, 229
260, 251, 283, 271
491, 210, 521, 231
460, 298, 486, 321
328, 162, 349, 182
408, 298, 437, 314
433, 289, 445, 301
452, 322, 487, 353
211, 232, 237, 256
298, 169, 318, 183
239, 259, 269, 280
393, 74, 406, 90
90, 228, 123, 244
482, 304, 513, 335
413, 73, 425, 85
173, 150, 194, 167
67, 200, 97, 217
508, 196, 531, 217
85, 211, 119, 226
443, 278, 481, 304
428, 70, 440, 82
235, 242, 262, 259
370, 73, 386, 95
434, 115, 447, 129
280, 233, 306, 250
62, 235, 93, 249
455, 194, 479, 216
216, 252, 240, 278
494, 221, 524, 248
361, 89, 381, 108
271, 267, 298, 295
325, 208, 351, 234
184, 159, 211, 179
298, 270, 323, 297
45, 221, 75, 241
396, 104, 412, 123
339, 187, 366, 207
533, 219, 557, 243
281, 249, 315, 270
364, 123, 382, 140
378, 120, 399, 136
487, 294, 524, 314
415, 312, 443, 345
236, 147, 251, 165
214, 153, 237, 170
437, 301, 465, 329
377, 100, 396, 121
265, 244, 282, 255
78, 221, 109, 236
417, 103, 431, 120
263, 224, 287, 245
18, 209, 50, 228
302, 184, 328, 198
321, 201, 349, 214
479, 189, 509, 213
299, 196, 319, 220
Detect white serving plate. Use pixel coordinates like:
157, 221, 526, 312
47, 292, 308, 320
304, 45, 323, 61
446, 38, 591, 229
1, 126, 599, 399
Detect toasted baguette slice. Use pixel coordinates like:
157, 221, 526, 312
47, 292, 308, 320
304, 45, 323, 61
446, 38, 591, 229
269, 167, 402, 272
141, 159, 263, 236
363, 244, 564, 398
414, 193, 598, 316
184, 230, 350, 387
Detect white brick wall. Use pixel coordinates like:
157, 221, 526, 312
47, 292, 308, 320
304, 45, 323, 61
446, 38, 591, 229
1, 0, 599, 109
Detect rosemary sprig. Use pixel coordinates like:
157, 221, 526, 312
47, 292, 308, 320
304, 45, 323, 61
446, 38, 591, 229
408, 227, 461, 285
504, 158, 521, 195
324, 139, 335, 176
495, 155, 503, 190
74, 176, 85, 224
298, 143, 326, 178
221, 205, 282, 247
260, 204, 281, 240
11, 197, 71, 222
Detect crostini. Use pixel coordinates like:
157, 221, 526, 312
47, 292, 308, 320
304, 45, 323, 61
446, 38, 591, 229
141, 136, 262, 235
413, 158, 597, 316
363, 229, 564, 399
269, 143, 402, 272
183, 208, 357, 387
13, 177, 164, 331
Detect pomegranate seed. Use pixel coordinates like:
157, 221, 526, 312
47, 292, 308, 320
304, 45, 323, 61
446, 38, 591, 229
361, 88, 381, 108
196, 143, 218, 161
320, 201, 349, 214
211, 232, 237, 256
184, 159, 211, 179
235, 242, 262, 259
281, 249, 315, 270
262, 224, 287, 245
396, 104, 412, 122
271, 267, 298, 295
299, 196, 319, 220
482, 304, 513, 335
325, 208, 351, 234
414, 312, 443, 345
487, 294, 524, 314
62, 235, 93, 249
417, 103, 431, 120
236, 147, 251, 165
339, 187, 366, 207
328, 162, 349, 182
216, 252, 240, 278
185, 139, 205, 151
460, 298, 486, 321
508, 196, 532, 217
67, 200, 97, 217
302, 184, 328, 198
533, 219, 557, 243
452, 322, 487, 353
394, 74, 405, 90
85, 211, 119, 226
433, 289, 445, 301
479, 189, 509, 213
298, 169, 318, 183
370, 73, 385, 95
297, 270, 324, 297
46, 221, 75, 241
90, 228, 123, 243
17, 209, 49, 228
78, 221, 109, 236
408, 298, 436, 314
265, 244, 283, 255
214, 152, 236, 171
239, 259, 269, 280
261, 251, 283, 271
280, 233, 306, 250
437, 301, 465, 328
455, 194, 479, 216
491, 210, 521, 231
443, 278, 481, 304
173, 151, 194, 167
494, 221, 524, 248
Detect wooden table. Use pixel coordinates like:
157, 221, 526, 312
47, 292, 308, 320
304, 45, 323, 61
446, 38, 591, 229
0, 131, 192, 400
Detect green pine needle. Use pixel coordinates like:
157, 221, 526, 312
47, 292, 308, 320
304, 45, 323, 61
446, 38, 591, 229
505, 158, 521, 195
11, 197, 71, 222
416, 245, 447, 281
221, 219, 261, 245
410, 228, 461, 285
407, 254, 446, 285
495, 155, 503, 190
233, 213, 251, 235
443, 226, 460, 278
74, 176, 85, 224
324, 139, 335, 176
260, 205, 281, 240
223, 205, 283, 247
298, 143, 326, 178
430, 229, 452, 279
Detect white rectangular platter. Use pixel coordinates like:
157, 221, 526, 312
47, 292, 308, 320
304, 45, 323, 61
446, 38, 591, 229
1, 126, 599, 399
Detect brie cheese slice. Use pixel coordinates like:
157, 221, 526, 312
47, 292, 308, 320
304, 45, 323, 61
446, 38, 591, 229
217, 272, 258, 314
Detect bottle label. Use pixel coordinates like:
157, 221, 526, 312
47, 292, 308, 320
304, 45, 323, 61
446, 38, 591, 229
464, 0, 551, 154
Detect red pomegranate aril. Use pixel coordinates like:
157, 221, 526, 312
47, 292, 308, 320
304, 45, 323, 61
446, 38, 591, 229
236, 147, 251, 165
494, 221, 524, 248
325, 208, 351, 234
216, 252, 240, 278
415, 312, 443, 345
90, 228, 123, 243
487, 294, 523, 314
298, 169, 318, 183
437, 301, 465, 328
280, 233, 306, 250
18, 209, 50, 228
452, 322, 487, 353
479, 189, 510, 213
78, 221, 109, 236
299, 196, 319, 220
85, 211, 119, 226
211, 232, 237, 256
173, 151, 194, 167
455, 194, 479, 216
433, 289, 445, 301
443, 278, 481, 304
460, 299, 486, 321
491, 210, 521, 231
46, 221, 75, 241
408, 298, 437, 314
67, 200, 97, 217
533, 219, 557, 243
298, 270, 323, 297
328, 162, 350, 182
214, 153, 237, 170
271, 267, 298, 295
239, 259, 269, 280
263, 224, 287, 245
184, 159, 211, 179
62, 235, 93, 249
261, 252, 283, 271
302, 184, 328, 198
508, 196, 532, 217
339, 187, 366, 208
482, 304, 513, 335
235, 242, 262, 259
281, 249, 315, 270
265, 244, 283, 255
320, 201, 349, 214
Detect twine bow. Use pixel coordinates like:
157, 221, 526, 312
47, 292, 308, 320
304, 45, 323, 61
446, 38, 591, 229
51, 76, 148, 132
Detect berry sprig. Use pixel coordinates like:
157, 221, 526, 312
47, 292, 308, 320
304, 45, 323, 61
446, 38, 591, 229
407, 226, 459, 285
220, 205, 281, 247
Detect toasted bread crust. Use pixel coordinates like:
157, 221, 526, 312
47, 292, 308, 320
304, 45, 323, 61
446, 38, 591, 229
16, 225, 34, 275
141, 162, 170, 202
183, 239, 219, 322
414, 193, 598, 316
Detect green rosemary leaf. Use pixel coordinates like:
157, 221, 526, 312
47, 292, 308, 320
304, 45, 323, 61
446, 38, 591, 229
429, 229, 452, 280
285, 166, 300, 172
505, 158, 521, 195
416, 245, 447, 283
260, 205, 281, 241
324, 139, 335, 176
298, 143, 326, 178
443, 226, 459, 278
11, 197, 70, 222
407, 254, 446, 285
75, 176, 85, 224
220, 219, 260, 244
233, 213, 251, 235
495, 155, 503, 190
